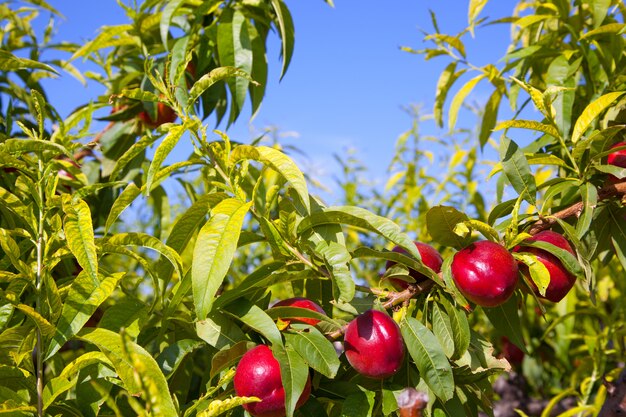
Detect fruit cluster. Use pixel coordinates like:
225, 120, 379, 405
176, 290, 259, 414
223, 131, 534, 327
232, 229, 580, 416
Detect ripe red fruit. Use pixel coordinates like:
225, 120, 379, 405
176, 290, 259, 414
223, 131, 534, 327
344, 309, 405, 379
515, 230, 576, 303
234, 345, 311, 417
138, 101, 177, 129
385, 242, 443, 289
451, 241, 519, 307
607, 141, 626, 182
272, 297, 326, 326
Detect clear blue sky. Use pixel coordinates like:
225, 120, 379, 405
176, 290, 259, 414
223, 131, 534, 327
44, 0, 519, 201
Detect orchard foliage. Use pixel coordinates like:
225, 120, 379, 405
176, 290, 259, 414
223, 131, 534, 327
0, 0, 625, 417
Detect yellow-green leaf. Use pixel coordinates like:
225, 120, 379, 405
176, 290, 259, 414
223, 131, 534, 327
62, 197, 98, 285
571, 91, 625, 143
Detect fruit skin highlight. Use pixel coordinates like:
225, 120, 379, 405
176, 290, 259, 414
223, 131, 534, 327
344, 309, 405, 379
451, 240, 519, 307
515, 230, 577, 303
234, 345, 311, 417
272, 297, 327, 326
385, 242, 443, 290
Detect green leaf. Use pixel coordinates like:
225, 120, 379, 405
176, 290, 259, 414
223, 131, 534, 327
571, 91, 625, 143
499, 136, 537, 205
400, 317, 454, 401
576, 182, 597, 239
448, 74, 485, 130
45, 272, 124, 360
284, 325, 340, 378
77, 328, 177, 415
62, 197, 98, 285
199, 397, 262, 417
156, 339, 204, 378
439, 296, 470, 360
424, 34, 466, 59
341, 389, 375, 417
513, 252, 550, 296
120, 88, 160, 103
105, 232, 183, 280
434, 63, 465, 128
248, 20, 268, 118
580, 22, 626, 39
479, 87, 503, 148
217, 8, 253, 121
517, 240, 583, 278
105, 183, 141, 233
270, 0, 295, 80
223, 299, 283, 347
231, 145, 309, 213
431, 303, 455, 358
188, 66, 257, 108
0, 139, 71, 159
192, 198, 252, 319
482, 294, 527, 353
298, 206, 420, 259
210, 341, 256, 380
15, 304, 55, 337
426, 206, 470, 249
468, 0, 488, 27
159, 0, 185, 48
110, 134, 157, 181
315, 241, 354, 302
0, 50, 58, 73
271, 344, 308, 417
351, 246, 444, 287
146, 124, 186, 193
494, 119, 561, 138
196, 312, 246, 350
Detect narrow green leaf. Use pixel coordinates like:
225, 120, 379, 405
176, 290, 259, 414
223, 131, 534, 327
188, 66, 257, 108
434, 63, 464, 127
99, 296, 148, 338
156, 339, 204, 377
105, 183, 141, 233
517, 240, 583, 277
448, 74, 485, 130
513, 252, 550, 296
159, 0, 185, 48
196, 312, 246, 349
199, 397, 262, 417
223, 300, 283, 347
482, 294, 527, 353
400, 317, 454, 401
499, 136, 537, 205
284, 325, 340, 378
271, 344, 308, 417
315, 241, 354, 302
439, 296, 470, 360
62, 197, 98, 285
0, 139, 71, 158
248, 20, 268, 118
210, 341, 256, 379
110, 134, 158, 181
0, 50, 58, 73
15, 304, 55, 337
571, 91, 625, 143
494, 119, 561, 138
576, 182, 597, 239
120, 88, 160, 103
231, 145, 309, 213
479, 85, 502, 148
341, 390, 375, 417
468, 0, 488, 27
77, 328, 177, 415
146, 124, 186, 194
270, 0, 295, 80
580, 22, 626, 39
192, 198, 252, 319
431, 303, 455, 358
46, 272, 124, 360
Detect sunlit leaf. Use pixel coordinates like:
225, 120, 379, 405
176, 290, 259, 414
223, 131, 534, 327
571, 92, 625, 143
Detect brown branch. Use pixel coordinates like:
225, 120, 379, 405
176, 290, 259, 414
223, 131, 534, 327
381, 280, 435, 309
598, 368, 626, 417
528, 180, 626, 235
65, 121, 116, 163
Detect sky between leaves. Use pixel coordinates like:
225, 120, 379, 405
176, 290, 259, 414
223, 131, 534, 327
41, 0, 521, 201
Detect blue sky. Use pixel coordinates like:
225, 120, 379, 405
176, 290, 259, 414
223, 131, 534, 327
44, 0, 520, 201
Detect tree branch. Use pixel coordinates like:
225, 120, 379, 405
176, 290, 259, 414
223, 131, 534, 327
528, 180, 626, 235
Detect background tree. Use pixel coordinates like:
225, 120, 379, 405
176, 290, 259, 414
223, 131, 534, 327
0, 1, 625, 417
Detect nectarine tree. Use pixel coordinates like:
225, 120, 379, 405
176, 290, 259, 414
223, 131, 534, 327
0, 0, 625, 417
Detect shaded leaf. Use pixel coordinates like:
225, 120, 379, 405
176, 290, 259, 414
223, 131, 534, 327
426, 206, 470, 249
284, 325, 340, 378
